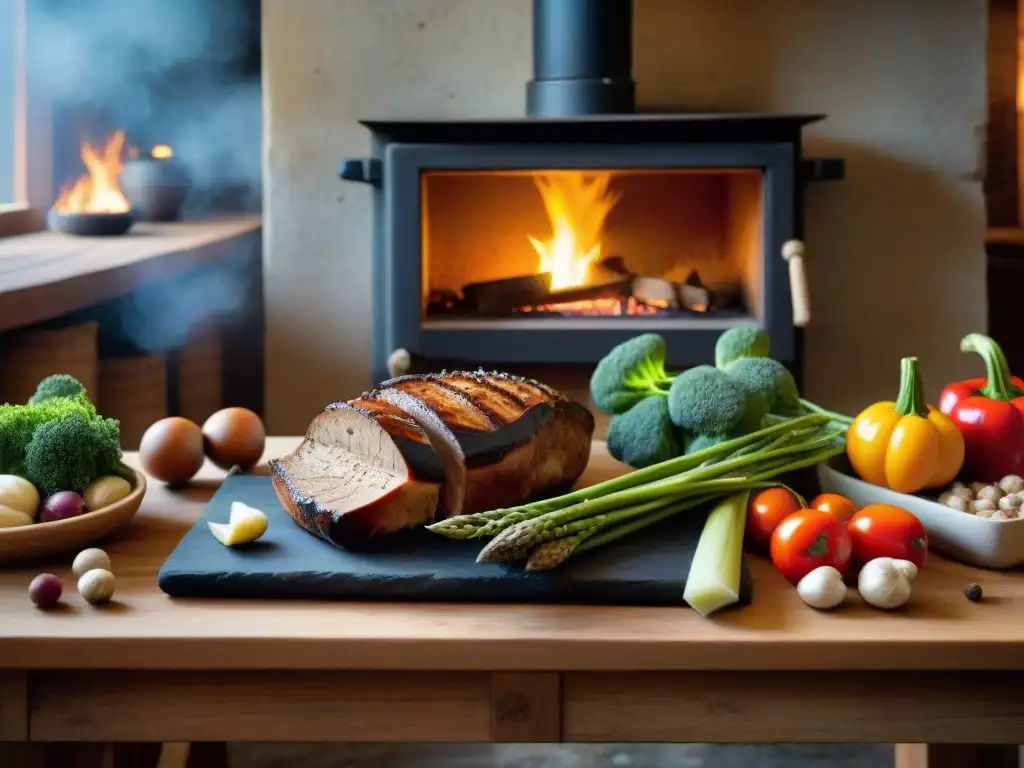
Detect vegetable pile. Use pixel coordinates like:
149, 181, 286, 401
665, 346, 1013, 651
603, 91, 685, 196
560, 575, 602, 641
0, 375, 135, 530
937, 475, 1023, 520
430, 413, 846, 613
749, 486, 929, 611
592, 329, 850, 469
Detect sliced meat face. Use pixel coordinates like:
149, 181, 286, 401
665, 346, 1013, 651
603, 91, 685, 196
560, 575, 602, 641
269, 403, 440, 548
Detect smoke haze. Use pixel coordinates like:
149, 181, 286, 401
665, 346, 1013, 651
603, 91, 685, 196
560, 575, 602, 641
30, 0, 262, 211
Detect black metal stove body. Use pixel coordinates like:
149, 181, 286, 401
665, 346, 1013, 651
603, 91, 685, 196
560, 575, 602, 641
339, 0, 842, 384
343, 115, 833, 383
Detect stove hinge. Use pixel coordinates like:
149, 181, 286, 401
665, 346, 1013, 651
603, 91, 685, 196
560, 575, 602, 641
339, 158, 383, 185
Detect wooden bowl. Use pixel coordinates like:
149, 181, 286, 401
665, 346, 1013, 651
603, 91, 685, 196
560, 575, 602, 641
0, 471, 147, 566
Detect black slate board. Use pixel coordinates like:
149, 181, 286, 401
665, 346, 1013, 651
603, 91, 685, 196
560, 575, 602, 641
157, 475, 753, 607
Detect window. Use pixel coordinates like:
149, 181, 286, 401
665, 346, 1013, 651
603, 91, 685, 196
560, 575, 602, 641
0, 0, 16, 204
0, 0, 50, 236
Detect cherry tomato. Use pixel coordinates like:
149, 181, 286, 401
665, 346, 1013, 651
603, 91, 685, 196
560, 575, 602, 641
746, 487, 802, 551
770, 509, 853, 585
847, 504, 928, 568
810, 493, 859, 524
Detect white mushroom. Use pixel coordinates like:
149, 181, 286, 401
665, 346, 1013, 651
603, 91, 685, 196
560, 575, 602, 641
969, 499, 996, 515
975, 505, 996, 519
970, 482, 990, 496
999, 475, 1024, 495
950, 482, 974, 502
998, 494, 1023, 512
796, 566, 848, 610
857, 558, 914, 610
939, 493, 967, 512
976, 485, 1004, 503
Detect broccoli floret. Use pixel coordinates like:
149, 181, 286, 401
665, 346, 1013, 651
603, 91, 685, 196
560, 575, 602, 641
667, 365, 752, 436
28, 374, 87, 405
0, 395, 100, 477
24, 412, 132, 497
590, 333, 675, 415
606, 396, 682, 468
714, 327, 771, 370
684, 432, 730, 455
724, 356, 802, 414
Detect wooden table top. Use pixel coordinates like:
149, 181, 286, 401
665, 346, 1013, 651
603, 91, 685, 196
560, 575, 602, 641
0, 437, 1021, 673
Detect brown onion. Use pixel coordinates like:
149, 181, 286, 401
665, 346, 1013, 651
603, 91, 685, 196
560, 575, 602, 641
202, 407, 266, 471
139, 417, 205, 485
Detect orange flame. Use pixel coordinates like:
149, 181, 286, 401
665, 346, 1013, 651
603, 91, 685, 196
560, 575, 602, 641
528, 172, 620, 291
151, 144, 173, 159
52, 131, 131, 215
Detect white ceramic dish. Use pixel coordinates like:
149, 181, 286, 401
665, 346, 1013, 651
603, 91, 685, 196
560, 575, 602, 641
817, 456, 1024, 570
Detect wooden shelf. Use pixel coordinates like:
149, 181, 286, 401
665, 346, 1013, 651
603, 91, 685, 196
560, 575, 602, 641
0, 216, 262, 333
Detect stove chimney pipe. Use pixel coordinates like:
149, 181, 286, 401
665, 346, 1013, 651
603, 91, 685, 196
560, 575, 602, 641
526, 0, 635, 117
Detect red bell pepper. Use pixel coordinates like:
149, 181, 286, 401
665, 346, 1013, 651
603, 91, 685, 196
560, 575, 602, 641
938, 333, 1024, 482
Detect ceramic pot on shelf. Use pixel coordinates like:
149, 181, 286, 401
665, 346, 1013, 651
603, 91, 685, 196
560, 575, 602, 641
120, 148, 191, 222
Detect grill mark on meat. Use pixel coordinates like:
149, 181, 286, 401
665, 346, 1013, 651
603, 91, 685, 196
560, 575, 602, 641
380, 376, 499, 431
441, 373, 530, 424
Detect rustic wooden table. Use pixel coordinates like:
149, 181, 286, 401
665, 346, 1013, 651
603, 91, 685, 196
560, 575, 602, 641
0, 437, 1022, 768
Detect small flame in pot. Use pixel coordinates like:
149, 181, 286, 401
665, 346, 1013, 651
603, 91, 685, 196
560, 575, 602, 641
52, 131, 131, 215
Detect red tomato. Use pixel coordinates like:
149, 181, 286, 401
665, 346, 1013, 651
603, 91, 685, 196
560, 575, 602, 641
847, 504, 928, 568
770, 509, 853, 585
746, 487, 802, 551
810, 493, 859, 524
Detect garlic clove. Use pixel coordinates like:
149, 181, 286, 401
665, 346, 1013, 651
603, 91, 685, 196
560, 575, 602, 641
208, 502, 269, 547
857, 557, 913, 610
999, 474, 1024, 495
796, 566, 847, 610
890, 559, 918, 584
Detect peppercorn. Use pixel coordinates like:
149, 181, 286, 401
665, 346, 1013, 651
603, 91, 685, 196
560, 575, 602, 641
964, 583, 983, 602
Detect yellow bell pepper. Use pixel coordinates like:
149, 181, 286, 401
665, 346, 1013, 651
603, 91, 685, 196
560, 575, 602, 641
846, 356, 965, 494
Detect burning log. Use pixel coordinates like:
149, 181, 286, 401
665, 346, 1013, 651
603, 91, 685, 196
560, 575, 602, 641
462, 273, 553, 314
677, 270, 712, 312
631, 276, 678, 309
543, 278, 633, 306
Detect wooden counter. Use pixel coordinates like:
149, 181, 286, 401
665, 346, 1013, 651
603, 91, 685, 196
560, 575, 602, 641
0, 217, 261, 333
0, 437, 1021, 766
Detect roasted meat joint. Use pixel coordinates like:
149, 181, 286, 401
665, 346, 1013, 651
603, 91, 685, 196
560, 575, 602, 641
269, 372, 595, 548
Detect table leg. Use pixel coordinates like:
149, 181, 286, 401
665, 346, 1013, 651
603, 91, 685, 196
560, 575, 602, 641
895, 743, 1020, 768
183, 742, 228, 768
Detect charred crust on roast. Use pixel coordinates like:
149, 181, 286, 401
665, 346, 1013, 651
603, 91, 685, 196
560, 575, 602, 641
269, 454, 331, 541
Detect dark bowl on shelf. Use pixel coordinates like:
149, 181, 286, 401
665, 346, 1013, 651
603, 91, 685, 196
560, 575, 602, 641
120, 156, 191, 222
47, 209, 136, 236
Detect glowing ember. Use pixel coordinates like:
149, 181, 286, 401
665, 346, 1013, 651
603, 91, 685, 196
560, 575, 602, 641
517, 297, 662, 316
528, 172, 620, 291
151, 144, 174, 159
52, 131, 131, 215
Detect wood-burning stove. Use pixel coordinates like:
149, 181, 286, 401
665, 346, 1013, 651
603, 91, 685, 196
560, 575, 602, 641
340, 0, 842, 384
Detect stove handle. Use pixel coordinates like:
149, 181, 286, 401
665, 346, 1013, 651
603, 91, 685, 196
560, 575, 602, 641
338, 157, 382, 186
782, 240, 810, 328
